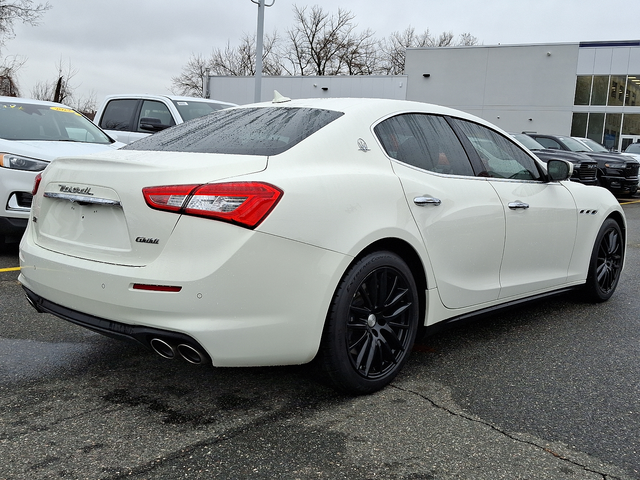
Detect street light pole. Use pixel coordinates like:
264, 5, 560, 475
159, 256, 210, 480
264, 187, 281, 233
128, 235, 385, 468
251, 0, 275, 103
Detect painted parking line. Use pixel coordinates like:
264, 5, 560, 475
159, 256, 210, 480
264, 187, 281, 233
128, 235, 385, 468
0, 267, 20, 272
620, 198, 640, 205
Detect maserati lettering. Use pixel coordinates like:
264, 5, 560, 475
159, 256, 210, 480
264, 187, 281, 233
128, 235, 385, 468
58, 185, 93, 196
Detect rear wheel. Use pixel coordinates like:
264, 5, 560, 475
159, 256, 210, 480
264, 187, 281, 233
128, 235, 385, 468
584, 218, 623, 302
317, 251, 419, 394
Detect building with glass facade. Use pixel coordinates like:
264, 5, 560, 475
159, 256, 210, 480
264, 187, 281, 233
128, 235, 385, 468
405, 41, 640, 151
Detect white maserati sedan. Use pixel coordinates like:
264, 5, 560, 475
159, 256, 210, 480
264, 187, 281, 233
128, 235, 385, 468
19, 97, 625, 394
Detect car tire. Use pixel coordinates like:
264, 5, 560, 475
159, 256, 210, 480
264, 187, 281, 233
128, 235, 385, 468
583, 218, 624, 302
317, 251, 419, 394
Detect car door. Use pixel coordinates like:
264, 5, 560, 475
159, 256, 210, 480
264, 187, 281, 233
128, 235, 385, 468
452, 119, 578, 298
375, 113, 506, 309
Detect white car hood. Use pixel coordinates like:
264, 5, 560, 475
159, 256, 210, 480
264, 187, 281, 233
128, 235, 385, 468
0, 139, 124, 161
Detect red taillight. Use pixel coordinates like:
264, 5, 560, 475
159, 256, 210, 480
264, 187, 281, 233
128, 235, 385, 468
32, 172, 43, 195
142, 182, 283, 229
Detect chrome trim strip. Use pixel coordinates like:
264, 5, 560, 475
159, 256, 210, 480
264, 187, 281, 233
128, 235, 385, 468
7, 194, 31, 212
44, 192, 121, 206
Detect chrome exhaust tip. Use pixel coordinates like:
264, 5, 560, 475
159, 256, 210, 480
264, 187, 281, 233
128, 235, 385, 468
177, 344, 204, 365
149, 338, 176, 359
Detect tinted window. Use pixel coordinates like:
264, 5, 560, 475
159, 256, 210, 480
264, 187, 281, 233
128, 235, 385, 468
454, 120, 542, 180
125, 107, 343, 156
100, 99, 138, 131
375, 114, 474, 176
137, 100, 174, 131
532, 136, 562, 150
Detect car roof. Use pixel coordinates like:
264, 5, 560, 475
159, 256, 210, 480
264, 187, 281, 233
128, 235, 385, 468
238, 96, 498, 130
103, 94, 236, 106
0, 95, 78, 109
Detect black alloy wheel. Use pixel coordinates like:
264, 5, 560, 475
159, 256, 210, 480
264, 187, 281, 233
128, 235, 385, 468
585, 218, 624, 302
317, 251, 419, 394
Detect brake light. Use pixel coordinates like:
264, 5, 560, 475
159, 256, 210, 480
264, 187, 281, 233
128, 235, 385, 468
142, 182, 283, 229
32, 172, 43, 195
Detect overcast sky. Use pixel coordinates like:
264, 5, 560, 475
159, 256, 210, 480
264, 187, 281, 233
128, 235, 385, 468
6, 0, 639, 106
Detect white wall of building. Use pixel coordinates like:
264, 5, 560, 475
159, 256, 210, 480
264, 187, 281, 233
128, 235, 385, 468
404, 43, 580, 134
207, 75, 408, 105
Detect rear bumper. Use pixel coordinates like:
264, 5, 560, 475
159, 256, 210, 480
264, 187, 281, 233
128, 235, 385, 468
23, 286, 212, 364
19, 224, 350, 367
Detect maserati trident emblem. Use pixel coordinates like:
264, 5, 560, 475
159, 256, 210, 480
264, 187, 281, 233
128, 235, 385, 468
357, 138, 370, 152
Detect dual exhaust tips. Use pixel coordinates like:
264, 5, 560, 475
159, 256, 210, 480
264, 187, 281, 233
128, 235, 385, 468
149, 338, 208, 365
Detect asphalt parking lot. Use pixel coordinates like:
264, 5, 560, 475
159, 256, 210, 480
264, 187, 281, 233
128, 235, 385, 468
1, 198, 639, 480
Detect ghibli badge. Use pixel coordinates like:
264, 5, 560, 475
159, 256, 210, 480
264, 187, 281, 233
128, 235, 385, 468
135, 237, 160, 245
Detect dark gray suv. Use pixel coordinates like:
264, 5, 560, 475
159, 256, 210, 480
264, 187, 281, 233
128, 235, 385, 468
526, 134, 638, 196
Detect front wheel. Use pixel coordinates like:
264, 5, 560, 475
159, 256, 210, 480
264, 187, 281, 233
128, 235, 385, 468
317, 251, 419, 394
584, 218, 624, 302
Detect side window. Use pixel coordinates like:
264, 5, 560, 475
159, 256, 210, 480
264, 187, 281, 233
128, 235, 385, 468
533, 136, 562, 150
137, 100, 175, 131
374, 114, 474, 176
100, 99, 138, 131
454, 120, 542, 180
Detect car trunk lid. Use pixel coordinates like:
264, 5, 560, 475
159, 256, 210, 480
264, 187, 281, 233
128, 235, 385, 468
32, 150, 267, 266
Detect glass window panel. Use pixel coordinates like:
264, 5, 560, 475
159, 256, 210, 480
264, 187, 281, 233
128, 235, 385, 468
453, 119, 542, 180
375, 114, 475, 176
587, 113, 605, 142
574, 76, 592, 105
571, 113, 588, 137
591, 76, 610, 105
622, 114, 640, 135
608, 76, 626, 106
626, 76, 640, 106
603, 114, 622, 150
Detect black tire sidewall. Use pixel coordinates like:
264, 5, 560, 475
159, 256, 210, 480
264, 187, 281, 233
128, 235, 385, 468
319, 251, 419, 394
585, 218, 623, 302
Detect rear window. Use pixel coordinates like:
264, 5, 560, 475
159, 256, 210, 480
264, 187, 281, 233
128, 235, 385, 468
124, 107, 344, 156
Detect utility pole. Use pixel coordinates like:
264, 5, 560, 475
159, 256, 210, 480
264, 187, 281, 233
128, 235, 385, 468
250, 0, 275, 103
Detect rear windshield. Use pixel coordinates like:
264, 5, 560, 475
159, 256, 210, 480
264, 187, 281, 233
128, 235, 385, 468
124, 107, 344, 156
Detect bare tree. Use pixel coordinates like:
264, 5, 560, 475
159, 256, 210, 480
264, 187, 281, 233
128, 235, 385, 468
173, 5, 481, 84
171, 33, 281, 96
0, 1, 51, 94
378, 27, 480, 74
0, 0, 51, 48
170, 52, 209, 96
31, 59, 76, 103
0, 54, 25, 95
458, 32, 480, 46
378, 27, 431, 75
29, 58, 96, 114
283, 5, 376, 76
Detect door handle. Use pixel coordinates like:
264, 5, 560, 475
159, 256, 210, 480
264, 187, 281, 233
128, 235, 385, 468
508, 201, 529, 210
414, 196, 442, 206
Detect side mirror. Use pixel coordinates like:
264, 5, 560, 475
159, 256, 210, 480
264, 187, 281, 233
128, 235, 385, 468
547, 159, 573, 182
139, 117, 170, 132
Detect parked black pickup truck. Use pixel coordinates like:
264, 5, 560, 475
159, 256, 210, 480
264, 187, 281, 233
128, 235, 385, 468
526, 133, 639, 195
512, 134, 598, 185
